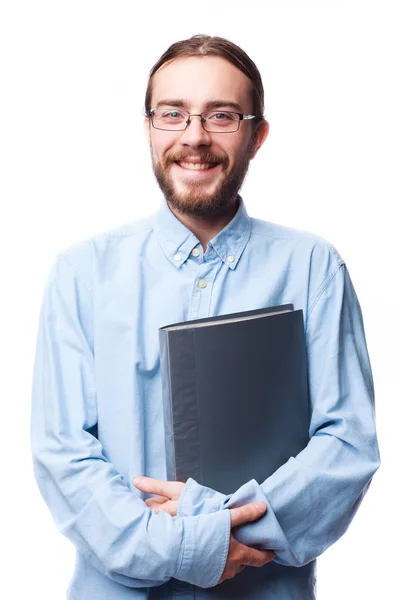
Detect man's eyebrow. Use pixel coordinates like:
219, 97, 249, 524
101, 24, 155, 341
155, 99, 187, 109
155, 99, 244, 112
205, 100, 243, 112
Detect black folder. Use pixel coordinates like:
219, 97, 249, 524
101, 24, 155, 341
159, 305, 310, 495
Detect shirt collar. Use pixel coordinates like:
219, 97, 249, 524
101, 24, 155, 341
153, 195, 252, 270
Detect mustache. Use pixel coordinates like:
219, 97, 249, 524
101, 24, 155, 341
165, 151, 229, 168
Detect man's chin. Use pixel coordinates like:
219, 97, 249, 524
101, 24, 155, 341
162, 178, 227, 216
167, 194, 226, 217
152, 160, 246, 217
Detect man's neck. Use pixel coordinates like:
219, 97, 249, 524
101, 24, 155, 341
167, 199, 239, 252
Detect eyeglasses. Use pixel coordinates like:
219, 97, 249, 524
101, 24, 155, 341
148, 108, 259, 133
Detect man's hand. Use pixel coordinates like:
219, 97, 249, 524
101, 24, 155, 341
218, 502, 275, 584
132, 476, 184, 516
133, 477, 274, 582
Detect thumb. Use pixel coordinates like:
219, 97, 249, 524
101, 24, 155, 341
229, 502, 267, 528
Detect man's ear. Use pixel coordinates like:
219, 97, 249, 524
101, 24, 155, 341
249, 120, 269, 160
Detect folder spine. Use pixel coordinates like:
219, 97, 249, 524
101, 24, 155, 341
159, 329, 203, 484
159, 329, 176, 481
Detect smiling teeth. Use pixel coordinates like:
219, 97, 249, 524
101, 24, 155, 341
179, 162, 214, 170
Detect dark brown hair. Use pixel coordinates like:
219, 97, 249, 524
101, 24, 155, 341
144, 34, 266, 122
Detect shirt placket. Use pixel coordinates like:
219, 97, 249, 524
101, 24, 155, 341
187, 246, 221, 321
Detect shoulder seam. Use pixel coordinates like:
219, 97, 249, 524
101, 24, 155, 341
59, 250, 92, 293
308, 261, 345, 317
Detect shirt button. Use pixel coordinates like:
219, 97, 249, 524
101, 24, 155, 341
192, 248, 200, 257
227, 255, 235, 263
174, 254, 181, 262
198, 279, 207, 289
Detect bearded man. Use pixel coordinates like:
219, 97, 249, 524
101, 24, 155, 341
31, 34, 380, 600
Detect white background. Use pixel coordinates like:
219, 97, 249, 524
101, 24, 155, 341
1, 1, 398, 598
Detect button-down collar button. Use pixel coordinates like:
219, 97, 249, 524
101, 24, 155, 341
192, 248, 200, 257
174, 254, 181, 262
198, 279, 207, 289
227, 255, 235, 263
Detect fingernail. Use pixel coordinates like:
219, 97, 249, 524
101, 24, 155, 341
254, 502, 265, 509
133, 477, 143, 484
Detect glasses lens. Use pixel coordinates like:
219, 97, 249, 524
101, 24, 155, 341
203, 111, 240, 132
152, 108, 188, 130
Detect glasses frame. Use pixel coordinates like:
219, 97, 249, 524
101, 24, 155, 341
148, 108, 260, 133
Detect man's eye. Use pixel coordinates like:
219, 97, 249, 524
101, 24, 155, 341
162, 110, 184, 119
209, 112, 233, 121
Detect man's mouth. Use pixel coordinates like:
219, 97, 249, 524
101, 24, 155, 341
176, 161, 219, 171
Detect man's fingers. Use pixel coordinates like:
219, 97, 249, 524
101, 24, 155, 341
217, 535, 274, 585
242, 547, 275, 567
145, 496, 168, 506
145, 497, 168, 509
146, 499, 178, 516
229, 502, 267, 528
133, 476, 168, 495
132, 476, 182, 498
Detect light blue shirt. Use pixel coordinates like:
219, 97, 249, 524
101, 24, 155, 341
31, 197, 380, 599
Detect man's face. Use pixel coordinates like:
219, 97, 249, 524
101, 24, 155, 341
145, 56, 268, 217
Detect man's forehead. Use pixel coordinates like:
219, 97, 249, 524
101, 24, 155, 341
151, 56, 253, 110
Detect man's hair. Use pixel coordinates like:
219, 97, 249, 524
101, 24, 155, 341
144, 34, 266, 123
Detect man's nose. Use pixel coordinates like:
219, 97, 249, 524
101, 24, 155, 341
179, 115, 212, 146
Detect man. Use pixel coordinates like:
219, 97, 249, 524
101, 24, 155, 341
30, 34, 380, 599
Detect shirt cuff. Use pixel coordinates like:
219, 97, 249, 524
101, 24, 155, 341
178, 477, 227, 517
178, 477, 299, 567
174, 509, 231, 587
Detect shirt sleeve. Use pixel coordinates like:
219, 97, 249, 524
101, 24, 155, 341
30, 252, 230, 589
178, 261, 380, 567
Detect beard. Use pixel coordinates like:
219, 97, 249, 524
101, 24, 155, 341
150, 139, 254, 217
